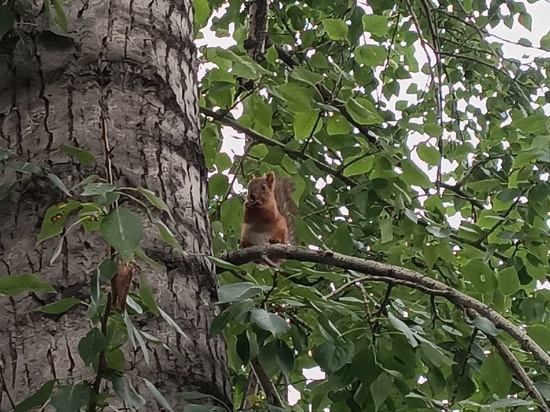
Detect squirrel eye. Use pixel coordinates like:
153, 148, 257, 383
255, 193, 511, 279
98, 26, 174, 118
262, 185, 266, 190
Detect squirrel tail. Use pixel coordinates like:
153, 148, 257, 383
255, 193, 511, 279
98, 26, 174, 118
274, 177, 299, 244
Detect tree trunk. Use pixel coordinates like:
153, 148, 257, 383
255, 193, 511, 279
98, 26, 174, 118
0, 0, 231, 409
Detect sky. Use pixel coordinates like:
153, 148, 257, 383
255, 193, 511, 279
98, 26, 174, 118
195, 0, 550, 408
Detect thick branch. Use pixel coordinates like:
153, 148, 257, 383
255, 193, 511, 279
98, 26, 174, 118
222, 245, 550, 374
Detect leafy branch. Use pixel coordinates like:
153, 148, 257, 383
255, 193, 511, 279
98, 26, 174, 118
222, 244, 550, 375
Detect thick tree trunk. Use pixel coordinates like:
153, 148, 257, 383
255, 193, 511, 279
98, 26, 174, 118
0, 0, 231, 409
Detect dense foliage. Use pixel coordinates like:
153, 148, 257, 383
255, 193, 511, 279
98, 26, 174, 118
2, 0, 550, 410
199, 0, 550, 411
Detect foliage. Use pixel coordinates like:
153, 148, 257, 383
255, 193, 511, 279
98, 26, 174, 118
199, 0, 550, 411
1, 146, 188, 409
1, 0, 550, 410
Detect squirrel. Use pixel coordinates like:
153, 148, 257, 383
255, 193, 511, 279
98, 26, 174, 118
241, 172, 298, 262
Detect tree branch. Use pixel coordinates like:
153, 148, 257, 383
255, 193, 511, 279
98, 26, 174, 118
251, 358, 285, 407
222, 244, 550, 374
466, 309, 550, 411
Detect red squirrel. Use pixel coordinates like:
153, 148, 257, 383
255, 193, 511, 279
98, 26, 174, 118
241, 172, 298, 262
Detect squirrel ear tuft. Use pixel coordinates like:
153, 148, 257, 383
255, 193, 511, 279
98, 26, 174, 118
266, 171, 275, 187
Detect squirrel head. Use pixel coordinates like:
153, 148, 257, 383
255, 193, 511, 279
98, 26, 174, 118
246, 172, 276, 206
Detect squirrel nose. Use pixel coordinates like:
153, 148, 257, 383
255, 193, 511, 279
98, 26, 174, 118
249, 193, 256, 201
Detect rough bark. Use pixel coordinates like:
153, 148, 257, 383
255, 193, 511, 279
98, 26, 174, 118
0, 0, 231, 409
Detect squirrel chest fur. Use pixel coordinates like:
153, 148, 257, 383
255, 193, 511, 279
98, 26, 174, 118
241, 172, 297, 250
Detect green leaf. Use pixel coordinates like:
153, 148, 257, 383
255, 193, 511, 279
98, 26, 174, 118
0, 182, 17, 200
379, 216, 393, 243
250, 308, 291, 335
209, 173, 229, 197
541, 31, 550, 51
193, 0, 210, 29
498, 267, 520, 295
388, 312, 418, 347
325, 223, 354, 254
480, 352, 511, 396
274, 83, 314, 112
236, 332, 250, 365
81, 182, 116, 196
14, 380, 55, 412
99, 207, 143, 263
46, 173, 72, 197
114, 377, 146, 409
291, 66, 324, 86
343, 155, 374, 177
78, 327, 106, 365
50, 384, 92, 412
401, 160, 431, 189
50, 0, 68, 32
0, 6, 15, 41
0, 274, 56, 296
143, 378, 175, 412
420, 342, 453, 367
417, 143, 441, 166
138, 270, 159, 315
96, 259, 118, 281
354, 45, 387, 67
207, 256, 246, 273
106, 347, 126, 371
526, 325, 550, 351
362, 14, 389, 36
8, 161, 43, 175
322, 18, 348, 40
326, 113, 350, 135
72, 174, 101, 190
217, 282, 266, 304
209, 301, 254, 337
293, 110, 319, 140
38, 200, 82, 243
462, 260, 498, 293
472, 317, 501, 336
370, 373, 393, 411
59, 144, 96, 165
312, 339, 355, 373
37, 298, 81, 314
510, 113, 549, 134
93, 191, 120, 206
344, 97, 383, 125
155, 219, 185, 256
159, 307, 190, 340
137, 187, 173, 219
491, 398, 533, 408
